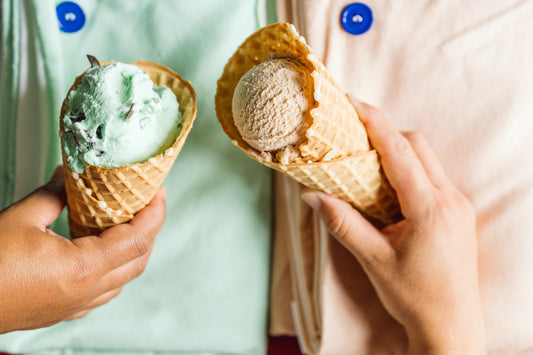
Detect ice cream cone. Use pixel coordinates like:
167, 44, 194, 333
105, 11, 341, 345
60, 60, 197, 237
215, 22, 400, 224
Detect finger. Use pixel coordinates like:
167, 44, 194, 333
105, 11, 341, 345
128, 185, 167, 237
75, 186, 166, 273
402, 131, 451, 189
64, 309, 90, 321
86, 287, 122, 309
45, 227, 62, 238
348, 95, 434, 216
10, 166, 66, 227
301, 190, 392, 267
71, 287, 123, 320
50, 165, 65, 180
97, 241, 154, 293
64, 288, 123, 321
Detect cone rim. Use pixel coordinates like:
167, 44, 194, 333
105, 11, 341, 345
214, 22, 319, 161
60, 59, 197, 174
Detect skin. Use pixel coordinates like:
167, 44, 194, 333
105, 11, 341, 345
0, 166, 166, 334
0, 98, 485, 352
301, 96, 486, 355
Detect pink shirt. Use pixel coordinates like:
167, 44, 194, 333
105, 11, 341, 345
271, 1, 533, 354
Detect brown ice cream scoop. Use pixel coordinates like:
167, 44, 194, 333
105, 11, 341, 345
216, 22, 401, 225
232, 58, 311, 152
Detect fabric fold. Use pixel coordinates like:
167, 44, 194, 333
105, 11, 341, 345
270, 1, 533, 354
0, 1, 273, 354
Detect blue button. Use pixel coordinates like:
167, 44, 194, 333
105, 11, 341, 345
341, 3, 373, 35
56, 1, 85, 33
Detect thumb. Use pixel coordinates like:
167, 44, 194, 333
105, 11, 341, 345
301, 190, 391, 265
12, 166, 66, 227
79, 185, 167, 273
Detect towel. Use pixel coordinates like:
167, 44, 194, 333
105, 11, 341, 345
269, 0, 533, 354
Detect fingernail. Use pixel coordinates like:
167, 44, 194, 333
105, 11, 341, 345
346, 93, 361, 105
158, 185, 167, 200
301, 192, 323, 211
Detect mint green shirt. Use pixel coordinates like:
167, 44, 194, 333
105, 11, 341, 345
0, 0, 277, 353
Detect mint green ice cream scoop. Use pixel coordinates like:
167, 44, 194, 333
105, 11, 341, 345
62, 61, 181, 174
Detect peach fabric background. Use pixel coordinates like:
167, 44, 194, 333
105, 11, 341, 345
270, 1, 533, 354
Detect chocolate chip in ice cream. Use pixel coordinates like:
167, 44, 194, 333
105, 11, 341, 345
96, 124, 104, 139
232, 57, 312, 153
71, 111, 86, 123
87, 54, 101, 68
139, 117, 150, 130
124, 103, 135, 120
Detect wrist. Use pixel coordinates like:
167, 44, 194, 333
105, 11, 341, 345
407, 337, 486, 355
405, 309, 486, 355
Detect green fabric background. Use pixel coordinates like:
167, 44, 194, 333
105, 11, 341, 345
0, 0, 277, 353
0, 0, 20, 208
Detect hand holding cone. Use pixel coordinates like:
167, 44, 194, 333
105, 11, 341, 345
215, 23, 400, 224
60, 59, 197, 237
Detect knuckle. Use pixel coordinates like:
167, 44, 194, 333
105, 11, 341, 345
380, 134, 413, 164
57, 258, 95, 307
433, 188, 476, 223
381, 134, 419, 169
325, 211, 351, 241
133, 231, 151, 256
70, 259, 95, 290
362, 252, 385, 270
403, 131, 426, 145
360, 244, 395, 271
392, 135, 414, 156
434, 196, 455, 222
135, 258, 149, 278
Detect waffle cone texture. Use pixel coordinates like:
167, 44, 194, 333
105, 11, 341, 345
215, 23, 401, 224
60, 60, 197, 237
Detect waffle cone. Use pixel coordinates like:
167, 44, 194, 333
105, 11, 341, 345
60, 60, 197, 237
215, 23, 400, 224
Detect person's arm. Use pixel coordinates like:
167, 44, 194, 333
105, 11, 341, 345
0, 167, 166, 333
301, 97, 486, 355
